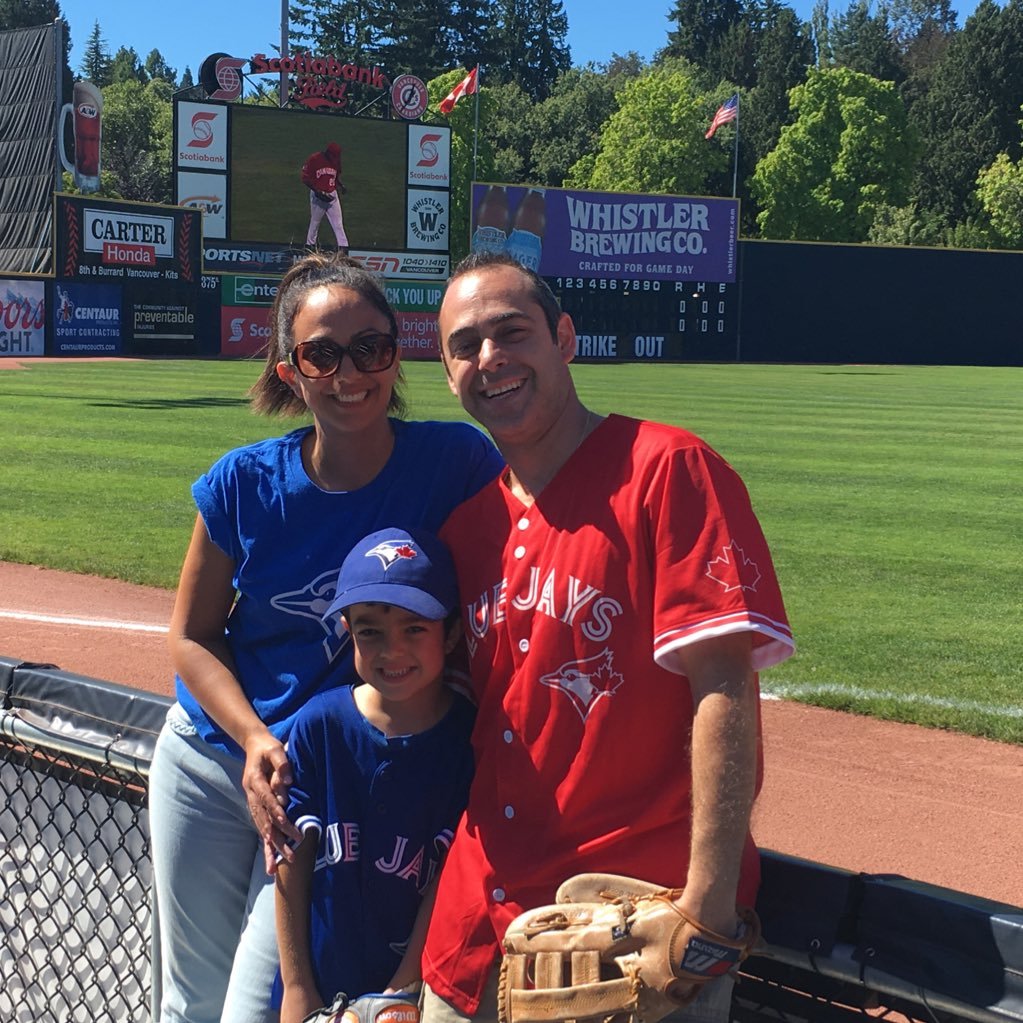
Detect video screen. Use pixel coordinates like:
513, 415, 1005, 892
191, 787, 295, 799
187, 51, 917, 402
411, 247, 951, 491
229, 105, 408, 249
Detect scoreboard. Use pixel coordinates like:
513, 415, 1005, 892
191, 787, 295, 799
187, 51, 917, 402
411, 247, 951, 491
549, 275, 737, 363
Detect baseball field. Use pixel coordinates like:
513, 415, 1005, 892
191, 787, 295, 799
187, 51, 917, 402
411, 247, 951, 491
1, 357, 1019, 743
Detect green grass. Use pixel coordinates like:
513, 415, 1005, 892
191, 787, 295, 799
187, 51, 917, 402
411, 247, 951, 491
1, 359, 1020, 743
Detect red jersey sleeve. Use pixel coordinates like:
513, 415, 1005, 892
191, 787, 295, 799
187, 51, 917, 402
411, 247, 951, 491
300, 153, 318, 189
646, 442, 794, 673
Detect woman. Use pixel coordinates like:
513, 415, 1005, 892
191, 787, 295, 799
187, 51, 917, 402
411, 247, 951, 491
148, 253, 502, 1023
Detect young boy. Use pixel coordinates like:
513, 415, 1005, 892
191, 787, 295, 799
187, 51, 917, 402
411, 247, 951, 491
273, 527, 473, 1023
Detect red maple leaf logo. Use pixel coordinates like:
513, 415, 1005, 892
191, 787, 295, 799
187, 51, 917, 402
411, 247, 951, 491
705, 541, 761, 593
393, 544, 417, 560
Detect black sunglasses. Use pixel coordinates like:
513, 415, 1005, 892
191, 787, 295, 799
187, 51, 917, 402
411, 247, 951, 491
289, 333, 398, 378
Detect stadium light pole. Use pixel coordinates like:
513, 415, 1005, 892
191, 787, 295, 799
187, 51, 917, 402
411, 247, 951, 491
280, 0, 289, 108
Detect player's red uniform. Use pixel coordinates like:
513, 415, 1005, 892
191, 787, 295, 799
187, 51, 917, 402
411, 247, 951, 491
424, 414, 794, 1013
301, 144, 341, 195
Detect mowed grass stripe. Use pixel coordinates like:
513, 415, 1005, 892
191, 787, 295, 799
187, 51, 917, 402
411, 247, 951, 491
1, 359, 1019, 742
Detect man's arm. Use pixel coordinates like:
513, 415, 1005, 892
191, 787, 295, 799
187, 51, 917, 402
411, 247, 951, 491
275, 831, 323, 1023
673, 631, 758, 935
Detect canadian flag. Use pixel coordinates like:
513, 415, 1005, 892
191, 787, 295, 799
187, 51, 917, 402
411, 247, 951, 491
439, 65, 479, 115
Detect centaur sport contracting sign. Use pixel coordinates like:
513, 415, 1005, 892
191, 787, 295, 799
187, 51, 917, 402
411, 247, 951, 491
250, 52, 389, 111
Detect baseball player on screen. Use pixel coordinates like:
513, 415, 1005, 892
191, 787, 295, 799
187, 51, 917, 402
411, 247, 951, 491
301, 141, 349, 253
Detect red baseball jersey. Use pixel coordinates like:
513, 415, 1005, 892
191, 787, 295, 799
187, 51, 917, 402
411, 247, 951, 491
301, 147, 341, 194
424, 415, 794, 1012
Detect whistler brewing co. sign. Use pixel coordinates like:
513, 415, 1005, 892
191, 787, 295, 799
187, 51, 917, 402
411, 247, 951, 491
250, 52, 389, 111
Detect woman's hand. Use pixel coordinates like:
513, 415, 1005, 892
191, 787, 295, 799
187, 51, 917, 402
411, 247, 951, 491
241, 728, 302, 873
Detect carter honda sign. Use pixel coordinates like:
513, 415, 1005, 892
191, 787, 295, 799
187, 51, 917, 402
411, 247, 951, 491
57, 195, 201, 283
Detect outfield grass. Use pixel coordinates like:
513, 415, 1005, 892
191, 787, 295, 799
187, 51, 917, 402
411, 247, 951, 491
1, 358, 1020, 743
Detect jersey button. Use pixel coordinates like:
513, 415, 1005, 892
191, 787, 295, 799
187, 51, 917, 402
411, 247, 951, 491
504, 805, 515, 819
492, 887, 506, 902
518, 638, 529, 653
517, 517, 529, 530
503, 729, 514, 744
513, 545, 526, 559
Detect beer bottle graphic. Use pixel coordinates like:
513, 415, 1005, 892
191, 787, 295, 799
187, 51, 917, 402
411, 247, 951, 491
471, 185, 510, 253
505, 188, 546, 271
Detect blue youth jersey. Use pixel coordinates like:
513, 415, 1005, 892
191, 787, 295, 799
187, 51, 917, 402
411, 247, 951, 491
174, 419, 502, 754
273, 684, 476, 1003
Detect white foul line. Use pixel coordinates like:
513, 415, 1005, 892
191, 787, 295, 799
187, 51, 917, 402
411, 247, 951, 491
0, 609, 168, 634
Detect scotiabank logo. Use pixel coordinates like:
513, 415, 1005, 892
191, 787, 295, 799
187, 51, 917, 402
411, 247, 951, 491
417, 133, 441, 167
211, 56, 246, 101
188, 111, 217, 148
221, 306, 271, 356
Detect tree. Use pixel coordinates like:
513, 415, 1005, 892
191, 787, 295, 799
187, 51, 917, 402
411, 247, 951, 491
662, 0, 743, 68
100, 78, 172, 202
144, 49, 177, 86
528, 64, 631, 186
180, 66, 194, 90
829, 0, 903, 82
488, 0, 570, 101
110, 45, 148, 84
976, 150, 1023, 248
751, 66, 918, 241
78, 20, 113, 86
566, 59, 729, 196
910, 0, 1023, 225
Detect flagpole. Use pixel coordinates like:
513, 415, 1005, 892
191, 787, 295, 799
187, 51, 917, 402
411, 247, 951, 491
472, 66, 481, 182
731, 98, 739, 198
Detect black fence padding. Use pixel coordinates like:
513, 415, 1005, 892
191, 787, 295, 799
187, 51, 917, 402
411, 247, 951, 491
854, 874, 1023, 1017
0, 655, 171, 766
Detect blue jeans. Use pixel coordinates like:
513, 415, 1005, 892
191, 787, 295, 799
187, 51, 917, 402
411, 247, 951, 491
149, 704, 279, 1023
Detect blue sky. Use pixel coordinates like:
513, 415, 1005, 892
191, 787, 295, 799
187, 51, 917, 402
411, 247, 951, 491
59, 0, 984, 79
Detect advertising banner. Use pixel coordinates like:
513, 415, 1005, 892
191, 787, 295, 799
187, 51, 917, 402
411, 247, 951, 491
222, 274, 279, 307
177, 172, 228, 238
406, 189, 449, 251
220, 305, 271, 356
57, 195, 202, 284
125, 282, 199, 354
407, 125, 450, 188
385, 280, 444, 360
202, 240, 305, 275
53, 281, 122, 355
176, 102, 229, 170
471, 184, 739, 283
0, 279, 46, 357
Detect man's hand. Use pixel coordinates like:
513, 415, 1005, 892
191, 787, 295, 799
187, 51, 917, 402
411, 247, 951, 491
313, 189, 334, 203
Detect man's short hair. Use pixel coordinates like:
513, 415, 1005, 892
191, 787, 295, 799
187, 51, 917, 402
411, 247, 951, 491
444, 251, 562, 337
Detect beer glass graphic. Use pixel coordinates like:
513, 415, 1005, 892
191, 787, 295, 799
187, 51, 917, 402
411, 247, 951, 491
59, 80, 103, 192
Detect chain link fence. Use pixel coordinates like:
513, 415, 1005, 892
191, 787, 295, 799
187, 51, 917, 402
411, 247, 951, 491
2, 656, 1020, 1023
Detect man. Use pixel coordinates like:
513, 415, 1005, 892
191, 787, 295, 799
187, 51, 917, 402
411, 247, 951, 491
421, 252, 795, 1023
301, 142, 349, 252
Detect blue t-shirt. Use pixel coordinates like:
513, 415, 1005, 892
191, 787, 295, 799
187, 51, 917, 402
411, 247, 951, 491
174, 419, 502, 753
273, 684, 476, 1004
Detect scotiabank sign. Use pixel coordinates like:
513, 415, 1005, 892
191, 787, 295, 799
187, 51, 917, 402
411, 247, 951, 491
57, 195, 201, 283
250, 52, 389, 111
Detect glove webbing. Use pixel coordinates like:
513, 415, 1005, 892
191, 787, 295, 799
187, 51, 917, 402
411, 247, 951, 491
500, 949, 637, 1023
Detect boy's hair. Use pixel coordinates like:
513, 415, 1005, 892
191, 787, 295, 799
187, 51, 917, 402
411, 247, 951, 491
321, 527, 459, 624
443, 250, 562, 337
249, 251, 407, 418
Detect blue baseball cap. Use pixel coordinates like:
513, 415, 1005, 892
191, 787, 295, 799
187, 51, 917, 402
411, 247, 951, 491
322, 527, 459, 622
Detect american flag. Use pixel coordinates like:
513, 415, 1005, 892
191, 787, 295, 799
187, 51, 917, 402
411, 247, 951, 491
439, 66, 479, 115
706, 94, 739, 139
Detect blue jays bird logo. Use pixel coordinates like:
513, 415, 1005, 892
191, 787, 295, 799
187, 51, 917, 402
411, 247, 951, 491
539, 648, 624, 721
366, 540, 418, 569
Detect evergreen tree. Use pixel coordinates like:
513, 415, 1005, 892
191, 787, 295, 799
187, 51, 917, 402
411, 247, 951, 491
911, 0, 1023, 224
180, 66, 194, 90
144, 49, 177, 86
662, 0, 743, 68
110, 46, 148, 85
79, 20, 113, 86
829, 0, 903, 83
486, 0, 570, 101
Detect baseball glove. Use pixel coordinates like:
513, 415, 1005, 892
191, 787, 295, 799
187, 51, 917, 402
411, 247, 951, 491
301, 992, 419, 1023
313, 189, 334, 204
498, 873, 761, 1023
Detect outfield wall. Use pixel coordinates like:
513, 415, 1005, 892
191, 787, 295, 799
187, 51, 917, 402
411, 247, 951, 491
3, 233, 1021, 366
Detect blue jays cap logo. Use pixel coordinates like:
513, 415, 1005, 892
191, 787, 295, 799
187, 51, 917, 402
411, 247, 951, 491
366, 539, 419, 569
